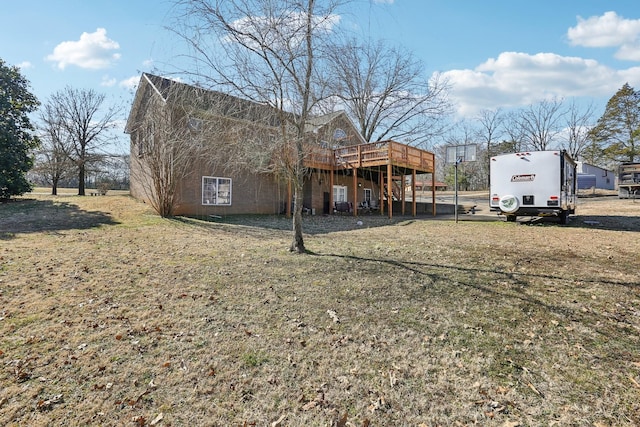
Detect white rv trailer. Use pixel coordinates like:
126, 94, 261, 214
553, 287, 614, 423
489, 150, 577, 224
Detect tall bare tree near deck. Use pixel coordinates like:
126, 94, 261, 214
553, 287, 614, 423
46, 87, 120, 195
327, 38, 451, 146
173, 0, 341, 253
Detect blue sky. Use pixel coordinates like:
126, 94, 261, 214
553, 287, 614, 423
3, 0, 640, 150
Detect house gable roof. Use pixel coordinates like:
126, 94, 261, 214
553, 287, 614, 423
304, 110, 366, 145
125, 73, 364, 144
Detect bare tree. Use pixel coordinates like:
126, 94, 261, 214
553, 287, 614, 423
476, 108, 503, 157
45, 87, 120, 195
34, 103, 75, 195
517, 98, 565, 151
326, 37, 451, 146
475, 108, 504, 187
173, 0, 342, 253
561, 99, 595, 160
501, 111, 527, 153
128, 79, 233, 217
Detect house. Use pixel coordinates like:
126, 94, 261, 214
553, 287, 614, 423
576, 162, 615, 190
125, 73, 436, 218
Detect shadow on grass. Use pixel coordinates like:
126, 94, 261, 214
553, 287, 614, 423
308, 250, 640, 345
310, 251, 640, 290
0, 198, 118, 240
176, 214, 410, 235
520, 215, 640, 232
462, 213, 640, 232
567, 214, 640, 232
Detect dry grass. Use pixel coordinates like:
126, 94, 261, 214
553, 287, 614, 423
1, 192, 639, 426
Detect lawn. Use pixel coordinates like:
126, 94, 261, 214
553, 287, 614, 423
1, 193, 639, 426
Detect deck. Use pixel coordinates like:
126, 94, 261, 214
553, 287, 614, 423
305, 140, 434, 175
301, 140, 436, 218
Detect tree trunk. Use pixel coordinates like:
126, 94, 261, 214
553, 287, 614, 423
51, 178, 58, 196
78, 164, 85, 196
289, 185, 306, 253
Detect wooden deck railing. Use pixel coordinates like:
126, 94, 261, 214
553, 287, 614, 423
305, 140, 434, 173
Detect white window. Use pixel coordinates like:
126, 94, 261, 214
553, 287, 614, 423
333, 185, 347, 202
363, 188, 372, 203
202, 177, 232, 206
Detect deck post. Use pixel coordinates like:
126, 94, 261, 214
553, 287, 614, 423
352, 167, 358, 216
330, 158, 335, 215
379, 169, 384, 216
387, 162, 393, 219
412, 169, 417, 216
401, 173, 406, 215
431, 170, 436, 216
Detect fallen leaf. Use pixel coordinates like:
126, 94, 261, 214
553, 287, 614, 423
496, 385, 509, 394
526, 382, 544, 398
150, 412, 164, 425
37, 394, 63, 411
133, 416, 146, 426
271, 414, 286, 427
302, 400, 318, 411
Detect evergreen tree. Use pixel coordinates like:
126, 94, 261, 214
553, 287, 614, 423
0, 59, 40, 201
589, 83, 640, 164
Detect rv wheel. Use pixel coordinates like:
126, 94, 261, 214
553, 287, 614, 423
559, 210, 569, 225
499, 195, 519, 213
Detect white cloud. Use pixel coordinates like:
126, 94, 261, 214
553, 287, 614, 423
17, 61, 33, 70
100, 75, 117, 87
119, 75, 141, 90
46, 28, 121, 70
614, 42, 640, 61
439, 51, 640, 117
373, 0, 394, 4
567, 11, 640, 61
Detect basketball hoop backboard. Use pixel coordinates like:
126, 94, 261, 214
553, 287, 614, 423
446, 144, 477, 164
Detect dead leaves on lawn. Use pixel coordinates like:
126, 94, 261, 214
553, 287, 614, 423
36, 393, 63, 411
474, 384, 520, 424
